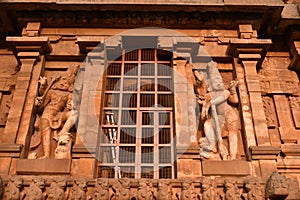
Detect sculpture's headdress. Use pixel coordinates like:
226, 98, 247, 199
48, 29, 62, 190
63, 64, 80, 84
207, 61, 222, 82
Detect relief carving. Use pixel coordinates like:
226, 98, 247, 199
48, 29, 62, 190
243, 178, 264, 200
194, 61, 240, 160
289, 96, 300, 127
112, 179, 131, 200
262, 96, 277, 128
201, 178, 220, 200
4, 176, 24, 200
29, 64, 79, 159
289, 96, 300, 110
93, 178, 110, 200
176, 179, 196, 200
137, 179, 154, 200
266, 172, 289, 199
224, 179, 240, 200
26, 177, 46, 200
47, 177, 67, 200
71, 178, 87, 200
157, 180, 172, 200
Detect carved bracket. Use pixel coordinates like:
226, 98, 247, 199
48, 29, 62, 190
76, 36, 104, 54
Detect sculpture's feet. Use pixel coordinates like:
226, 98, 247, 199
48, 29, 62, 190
39, 155, 50, 159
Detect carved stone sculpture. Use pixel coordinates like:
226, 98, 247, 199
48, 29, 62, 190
71, 178, 87, 200
4, 176, 24, 200
137, 179, 154, 200
26, 177, 46, 200
47, 177, 67, 200
29, 64, 79, 159
195, 61, 240, 160
112, 179, 131, 200
176, 179, 196, 200
201, 178, 219, 200
94, 178, 110, 200
266, 172, 289, 199
157, 180, 172, 200
243, 178, 264, 200
54, 132, 73, 159
224, 179, 240, 200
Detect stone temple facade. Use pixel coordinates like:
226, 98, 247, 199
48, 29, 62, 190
0, 0, 300, 199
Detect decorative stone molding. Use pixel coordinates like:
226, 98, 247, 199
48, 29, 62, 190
0, 144, 23, 158
76, 36, 104, 54
250, 146, 281, 160
1, 175, 297, 200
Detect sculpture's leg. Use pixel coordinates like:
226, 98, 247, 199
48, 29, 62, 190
203, 119, 216, 152
228, 128, 238, 160
40, 118, 51, 159
59, 115, 75, 136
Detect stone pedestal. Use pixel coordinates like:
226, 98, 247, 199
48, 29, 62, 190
16, 159, 71, 175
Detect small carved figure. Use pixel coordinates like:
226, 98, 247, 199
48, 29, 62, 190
224, 179, 240, 200
201, 178, 220, 200
243, 178, 264, 200
47, 177, 67, 200
176, 179, 196, 200
112, 179, 131, 200
71, 179, 87, 200
26, 177, 46, 200
157, 180, 172, 200
266, 172, 289, 199
30, 64, 79, 159
194, 61, 240, 160
94, 178, 110, 200
54, 132, 73, 159
4, 176, 24, 200
137, 179, 154, 200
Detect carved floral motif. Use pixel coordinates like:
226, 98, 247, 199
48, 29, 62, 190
262, 96, 277, 127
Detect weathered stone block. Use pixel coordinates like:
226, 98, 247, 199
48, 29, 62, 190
202, 160, 251, 176
16, 159, 71, 175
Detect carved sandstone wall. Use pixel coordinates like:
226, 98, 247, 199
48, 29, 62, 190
0, 1, 300, 199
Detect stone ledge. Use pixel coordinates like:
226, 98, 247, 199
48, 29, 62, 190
72, 144, 97, 158
202, 160, 251, 176
282, 144, 300, 157
250, 146, 281, 160
0, 144, 23, 158
16, 159, 71, 175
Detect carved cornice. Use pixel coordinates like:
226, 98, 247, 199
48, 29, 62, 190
250, 146, 281, 160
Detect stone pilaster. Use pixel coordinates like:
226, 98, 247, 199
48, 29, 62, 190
0, 22, 51, 176
227, 24, 281, 178
72, 37, 105, 178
